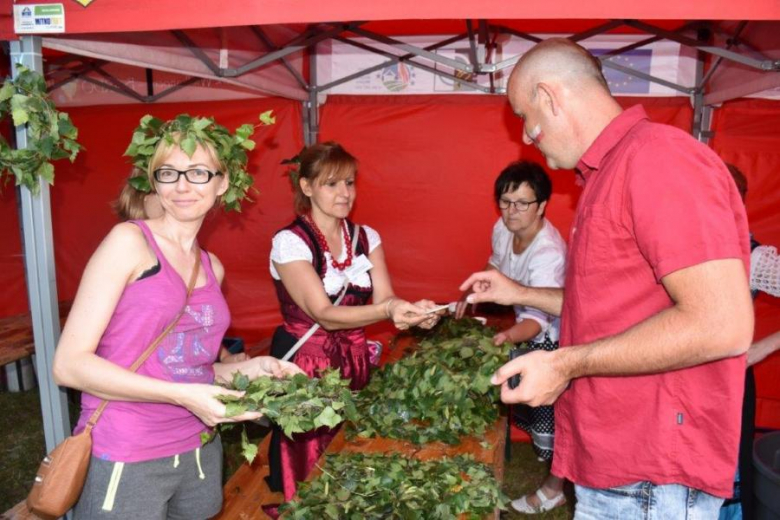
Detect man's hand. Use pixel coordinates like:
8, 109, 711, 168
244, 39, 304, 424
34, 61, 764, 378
490, 350, 570, 407
459, 270, 526, 306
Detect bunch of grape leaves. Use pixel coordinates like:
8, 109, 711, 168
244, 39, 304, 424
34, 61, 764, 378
279, 452, 508, 519
348, 317, 512, 444
211, 369, 357, 463
217, 317, 512, 462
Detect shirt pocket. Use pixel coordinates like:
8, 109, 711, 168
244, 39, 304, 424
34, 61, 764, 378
571, 204, 629, 277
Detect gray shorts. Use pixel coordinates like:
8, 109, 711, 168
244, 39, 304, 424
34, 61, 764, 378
74, 439, 223, 520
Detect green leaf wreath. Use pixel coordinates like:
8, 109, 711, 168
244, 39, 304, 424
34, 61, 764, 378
123, 109, 275, 212
0, 65, 82, 193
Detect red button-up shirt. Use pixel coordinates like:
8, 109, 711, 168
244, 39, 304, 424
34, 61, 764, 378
552, 105, 750, 497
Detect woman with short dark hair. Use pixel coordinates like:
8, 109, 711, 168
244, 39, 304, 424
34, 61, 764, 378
458, 160, 568, 514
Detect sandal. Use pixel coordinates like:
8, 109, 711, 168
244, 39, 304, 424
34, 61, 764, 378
511, 488, 566, 514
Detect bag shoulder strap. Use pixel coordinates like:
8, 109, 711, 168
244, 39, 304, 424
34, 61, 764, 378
85, 250, 202, 430
281, 225, 360, 362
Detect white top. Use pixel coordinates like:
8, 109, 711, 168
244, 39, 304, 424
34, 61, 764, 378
488, 218, 567, 343
270, 224, 382, 296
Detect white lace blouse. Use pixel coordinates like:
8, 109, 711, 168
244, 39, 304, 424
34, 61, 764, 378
751, 245, 780, 297
270, 224, 382, 296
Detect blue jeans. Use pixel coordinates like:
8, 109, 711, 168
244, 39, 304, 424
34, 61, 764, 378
574, 482, 724, 520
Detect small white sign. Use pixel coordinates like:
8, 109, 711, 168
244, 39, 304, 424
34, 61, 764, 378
344, 254, 373, 283
14, 4, 65, 34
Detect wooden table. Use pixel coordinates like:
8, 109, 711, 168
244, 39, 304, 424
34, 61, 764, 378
214, 327, 508, 519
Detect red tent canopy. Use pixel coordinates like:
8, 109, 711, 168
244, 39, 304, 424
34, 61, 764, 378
2, 0, 779, 431
2, 0, 779, 40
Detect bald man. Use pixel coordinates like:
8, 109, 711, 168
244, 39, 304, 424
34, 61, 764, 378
461, 38, 753, 517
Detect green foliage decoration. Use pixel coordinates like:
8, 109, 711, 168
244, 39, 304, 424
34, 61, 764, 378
348, 317, 512, 445
123, 109, 275, 212
280, 146, 305, 189
279, 452, 508, 519
0, 65, 82, 193
209, 369, 357, 463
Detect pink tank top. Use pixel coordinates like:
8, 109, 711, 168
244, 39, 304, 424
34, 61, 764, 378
74, 221, 230, 462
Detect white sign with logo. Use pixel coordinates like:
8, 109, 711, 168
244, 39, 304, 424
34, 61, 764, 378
14, 4, 65, 34
317, 34, 692, 97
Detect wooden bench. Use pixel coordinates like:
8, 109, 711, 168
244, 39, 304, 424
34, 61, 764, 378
0, 501, 40, 520
0, 301, 70, 367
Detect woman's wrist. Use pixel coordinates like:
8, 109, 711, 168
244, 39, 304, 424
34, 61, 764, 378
384, 297, 396, 319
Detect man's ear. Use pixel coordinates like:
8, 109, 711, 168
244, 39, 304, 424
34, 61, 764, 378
537, 82, 559, 117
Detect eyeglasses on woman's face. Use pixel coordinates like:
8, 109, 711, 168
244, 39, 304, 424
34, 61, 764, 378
153, 168, 222, 184
498, 198, 538, 212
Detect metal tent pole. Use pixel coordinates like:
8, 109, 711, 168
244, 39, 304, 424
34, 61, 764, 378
692, 29, 715, 143
10, 36, 71, 453
304, 45, 319, 146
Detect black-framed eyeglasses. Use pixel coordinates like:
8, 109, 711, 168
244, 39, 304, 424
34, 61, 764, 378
498, 198, 538, 212
153, 168, 222, 184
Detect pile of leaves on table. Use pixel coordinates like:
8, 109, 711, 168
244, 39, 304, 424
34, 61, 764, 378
348, 316, 512, 444
278, 452, 508, 519
211, 369, 357, 463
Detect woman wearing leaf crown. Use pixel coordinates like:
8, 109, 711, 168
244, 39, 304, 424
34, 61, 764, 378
265, 141, 440, 505
52, 114, 301, 519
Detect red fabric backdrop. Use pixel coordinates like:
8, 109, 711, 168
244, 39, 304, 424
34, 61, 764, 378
1, 94, 778, 427
711, 99, 780, 429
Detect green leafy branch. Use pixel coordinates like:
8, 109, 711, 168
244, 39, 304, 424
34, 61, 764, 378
279, 452, 508, 519
348, 317, 512, 445
208, 369, 357, 463
0, 65, 82, 193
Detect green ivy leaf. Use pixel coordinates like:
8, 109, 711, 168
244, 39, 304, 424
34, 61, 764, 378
0, 82, 14, 102
193, 117, 212, 131
180, 136, 197, 157
258, 110, 276, 125
235, 123, 254, 140
315, 406, 342, 429
11, 107, 29, 127
240, 428, 258, 465
36, 162, 54, 184
225, 401, 248, 418
232, 371, 250, 391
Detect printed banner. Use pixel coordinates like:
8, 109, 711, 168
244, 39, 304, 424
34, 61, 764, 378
14, 4, 65, 34
317, 34, 692, 97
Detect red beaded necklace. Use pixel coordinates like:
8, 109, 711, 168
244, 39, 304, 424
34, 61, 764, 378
304, 214, 353, 270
